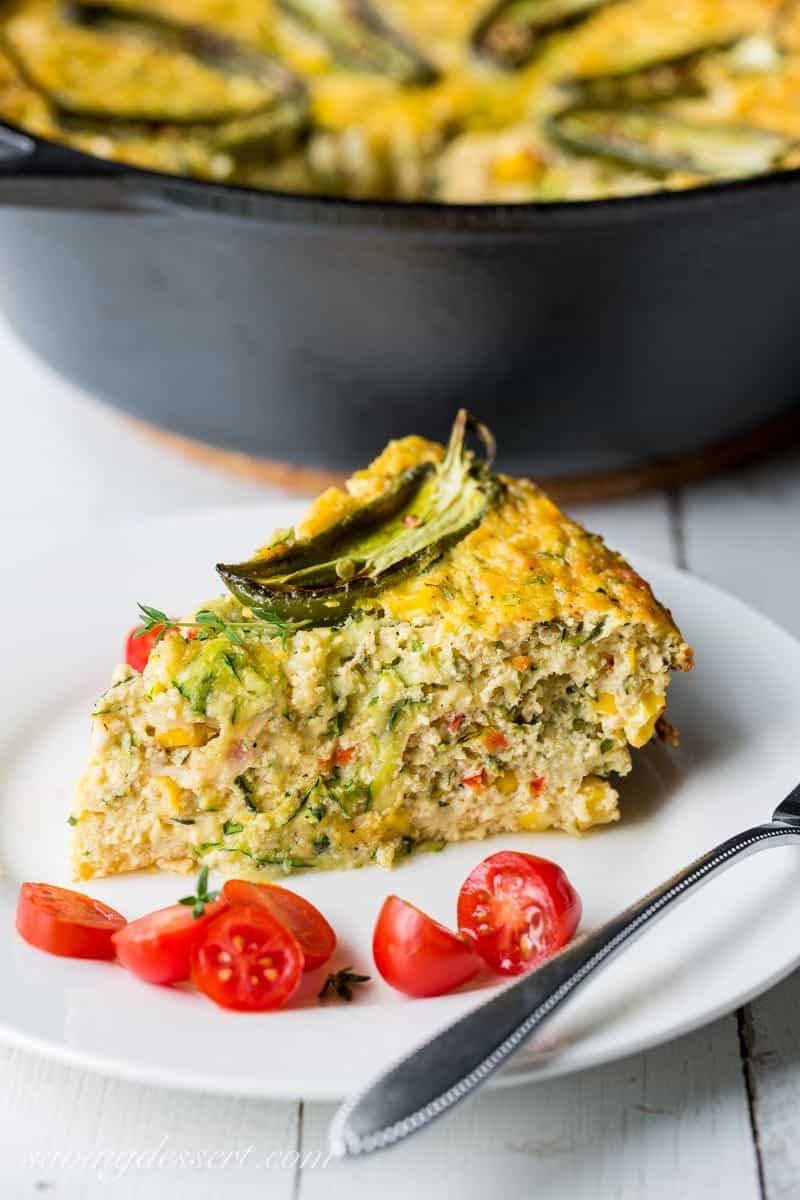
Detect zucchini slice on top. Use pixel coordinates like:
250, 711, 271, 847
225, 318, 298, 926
218, 410, 501, 627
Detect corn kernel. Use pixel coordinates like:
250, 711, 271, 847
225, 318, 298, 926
157, 726, 211, 749
596, 692, 618, 716
626, 646, 638, 672
517, 808, 549, 831
497, 770, 518, 795
574, 776, 618, 828
629, 691, 666, 748
491, 149, 543, 185
149, 775, 182, 812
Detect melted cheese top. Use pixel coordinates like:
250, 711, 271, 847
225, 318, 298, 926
296, 434, 692, 654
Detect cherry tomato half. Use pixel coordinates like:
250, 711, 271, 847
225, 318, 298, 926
457, 851, 582, 976
125, 624, 199, 673
191, 905, 304, 1012
373, 895, 481, 998
112, 898, 228, 985
222, 879, 336, 972
16, 882, 126, 960
125, 625, 170, 673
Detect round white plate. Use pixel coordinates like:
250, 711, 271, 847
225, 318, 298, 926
1, 503, 799, 1101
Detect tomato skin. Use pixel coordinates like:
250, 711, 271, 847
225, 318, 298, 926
457, 851, 582, 977
221, 880, 335, 972
191, 905, 304, 1012
373, 895, 481, 998
112, 899, 228, 985
125, 625, 168, 673
125, 625, 197, 673
16, 883, 126, 960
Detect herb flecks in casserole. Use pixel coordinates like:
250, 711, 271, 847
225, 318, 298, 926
72, 412, 692, 881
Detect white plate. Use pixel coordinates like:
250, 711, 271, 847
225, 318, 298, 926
1, 503, 799, 1101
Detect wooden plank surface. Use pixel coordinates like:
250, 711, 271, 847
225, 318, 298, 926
682, 446, 800, 1200
0, 1045, 301, 1200
300, 1019, 759, 1200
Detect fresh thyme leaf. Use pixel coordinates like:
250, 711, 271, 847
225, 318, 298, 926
135, 603, 306, 649
66, 815, 78, 826
135, 603, 170, 634
223, 820, 244, 835
318, 965, 371, 1002
178, 864, 220, 918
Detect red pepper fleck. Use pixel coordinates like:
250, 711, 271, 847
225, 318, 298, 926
333, 744, 356, 768
449, 714, 465, 735
463, 769, 488, 791
483, 730, 508, 753
529, 775, 546, 798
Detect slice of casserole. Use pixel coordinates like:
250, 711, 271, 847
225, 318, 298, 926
72, 413, 692, 880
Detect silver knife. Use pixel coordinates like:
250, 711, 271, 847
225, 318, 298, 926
330, 780, 800, 1157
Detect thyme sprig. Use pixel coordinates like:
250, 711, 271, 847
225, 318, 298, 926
135, 602, 305, 649
178, 865, 220, 919
318, 965, 371, 1003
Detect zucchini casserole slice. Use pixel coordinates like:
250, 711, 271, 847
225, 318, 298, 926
72, 413, 692, 880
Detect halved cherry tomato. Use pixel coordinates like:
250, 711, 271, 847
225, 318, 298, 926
112, 899, 227, 985
191, 905, 304, 1012
16, 882, 126, 960
125, 625, 170, 673
125, 624, 197, 673
221, 879, 335, 972
457, 851, 582, 976
373, 895, 481, 998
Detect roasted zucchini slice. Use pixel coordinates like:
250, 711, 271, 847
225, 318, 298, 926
0, 0, 305, 133
278, 0, 437, 84
473, 0, 613, 69
555, 40, 741, 108
64, 0, 298, 91
2, 3, 308, 155
218, 411, 501, 626
546, 106, 795, 178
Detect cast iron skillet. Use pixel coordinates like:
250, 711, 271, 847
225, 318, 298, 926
0, 118, 798, 478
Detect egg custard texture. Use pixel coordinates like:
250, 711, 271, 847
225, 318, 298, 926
72, 416, 692, 880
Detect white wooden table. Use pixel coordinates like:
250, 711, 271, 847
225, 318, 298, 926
1, 316, 799, 1200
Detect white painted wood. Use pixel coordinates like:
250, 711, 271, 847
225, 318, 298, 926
683, 447, 800, 641
0, 1044, 301, 1199
0, 312, 774, 1199
300, 1019, 759, 1200
742, 978, 800, 1200
682, 448, 800, 1200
